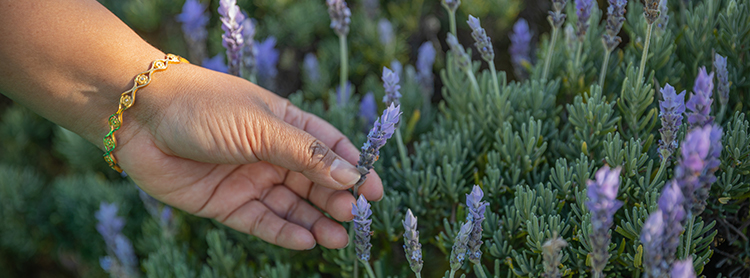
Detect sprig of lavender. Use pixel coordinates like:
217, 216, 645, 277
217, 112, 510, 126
670, 259, 696, 278
303, 53, 320, 83
241, 17, 257, 82
352, 195, 377, 278
543, 0, 568, 80
446, 33, 480, 94
655, 0, 669, 31
355, 104, 402, 188
448, 220, 473, 278
686, 67, 715, 128
510, 18, 533, 79
359, 92, 377, 127
377, 19, 394, 46
585, 165, 623, 278
542, 234, 568, 278
600, 0, 627, 86
218, 0, 245, 76
636, 0, 661, 89
466, 185, 488, 265
416, 42, 436, 93
256, 37, 279, 90
327, 0, 351, 110
441, 0, 461, 35
336, 81, 353, 107
573, 0, 594, 68
715, 54, 730, 123
177, 0, 209, 63
467, 15, 500, 96
402, 209, 423, 277
657, 84, 686, 160
202, 54, 228, 73
96, 202, 138, 278
382, 67, 402, 106
642, 182, 686, 278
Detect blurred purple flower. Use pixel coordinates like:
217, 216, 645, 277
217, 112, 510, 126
585, 165, 623, 274
715, 54, 729, 106
510, 18, 533, 78
542, 235, 568, 278
402, 209, 423, 274
449, 220, 472, 270
218, 0, 245, 76
603, 0, 627, 52
382, 67, 402, 106
416, 42, 436, 91
241, 17, 257, 78
467, 15, 495, 62
575, 0, 594, 40
642, 182, 685, 278
256, 36, 279, 88
466, 185, 488, 264
202, 54, 229, 73
336, 81, 352, 106
674, 124, 722, 216
686, 67, 715, 127
655, 0, 669, 30
96, 202, 125, 243
378, 18, 394, 46
671, 259, 696, 278
446, 33, 471, 72
352, 195, 373, 262
327, 0, 351, 36
176, 0, 209, 45
95, 202, 138, 277
658, 84, 686, 159
303, 53, 320, 83
359, 92, 377, 127
442, 0, 461, 12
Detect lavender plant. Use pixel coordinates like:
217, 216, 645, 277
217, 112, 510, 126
96, 202, 138, 278
586, 165, 623, 278
402, 209, 423, 277
176, 0, 208, 63
218, 0, 245, 76
600, 0, 627, 86
352, 195, 376, 277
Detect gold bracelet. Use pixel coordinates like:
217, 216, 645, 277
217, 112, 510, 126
103, 54, 189, 173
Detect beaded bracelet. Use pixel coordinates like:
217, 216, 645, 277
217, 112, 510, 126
103, 54, 188, 172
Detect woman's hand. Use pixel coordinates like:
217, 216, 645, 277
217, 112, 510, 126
113, 64, 383, 250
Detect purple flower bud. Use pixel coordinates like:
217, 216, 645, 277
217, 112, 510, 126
327, 0, 351, 36
416, 42, 436, 91
467, 15, 495, 62
177, 0, 209, 44
402, 209, 423, 274
202, 54, 229, 73
671, 259, 696, 278
575, 0, 594, 40
219, 0, 245, 76
352, 195, 373, 262
658, 84, 686, 159
603, 0, 627, 52
359, 92, 377, 127
303, 53, 320, 83
446, 33, 471, 72
686, 67, 715, 127
356, 104, 402, 183
674, 124, 722, 216
378, 18, 394, 46
256, 36, 279, 88
644, 0, 660, 24
510, 18, 533, 78
336, 81, 352, 106
442, 0, 461, 12
542, 235, 568, 278
449, 220, 473, 270
466, 185, 488, 264
241, 17, 257, 78
382, 67, 402, 106
585, 165, 623, 274
715, 54, 729, 106
548, 0, 569, 28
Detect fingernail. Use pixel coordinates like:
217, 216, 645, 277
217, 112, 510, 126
330, 158, 361, 187
306, 242, 317, 250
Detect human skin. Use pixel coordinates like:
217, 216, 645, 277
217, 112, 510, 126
0, 0, 383, 250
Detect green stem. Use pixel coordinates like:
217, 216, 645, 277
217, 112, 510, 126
466, 70, 481, 96
416, 273, 422, 278
599, 50, 612, 87
350, 223, 359, 278
449, 269, 457, 278
650, 155, 670, 190
363, 261, 377, 278
395, 128, 410, 170
448, 10, 457, 39
636, 23, 654, 90
574, 40, 584, 70
339, 34, 348, 98
593, 271, 602, 278
542, 26, 559, 81
683, 215, 695, 260
489, 62, 501, 97
717, 103, 728, 124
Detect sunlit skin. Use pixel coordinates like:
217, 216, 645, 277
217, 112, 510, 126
0, 0, 383, 250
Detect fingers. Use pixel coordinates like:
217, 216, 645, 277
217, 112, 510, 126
280, 102, 361, 164
221, 186, 349, 250
283, 171, 383, 222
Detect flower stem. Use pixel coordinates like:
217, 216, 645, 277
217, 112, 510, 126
339, 34, 348, 98
542, 26, 559, 81
363, 261, 377, 278
636, 23, 654, 90
351, 224, 359, 278
683, 215, 696, 260
449, 269, 457, 278
650, 155, 670, 190
593, 271, 602, 278
599, 50, 612, 87
574, 40, 584, 70
717, 103, 728, 124
395, 128, 410, 170
448, 10, 457, 39
489, 62, 501, 97
466, 69, 481, 96
416, 273, 422, 278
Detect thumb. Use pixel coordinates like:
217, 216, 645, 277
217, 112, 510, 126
255, 116, 363, 190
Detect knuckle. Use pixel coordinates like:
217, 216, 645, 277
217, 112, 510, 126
306, 139, 333, 171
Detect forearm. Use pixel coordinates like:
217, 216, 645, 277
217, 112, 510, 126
0, 0, 169, 148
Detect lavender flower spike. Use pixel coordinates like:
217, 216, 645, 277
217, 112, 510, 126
446, 33, 471, 72
359, 92, 377, 127
658, 84, 686, 160
466, 185, 489, 265
677, 125, 722, 215
241, 17, 258, 79
449, 220, 473, 270
256, 36, 279, 90
352, 195, 373, 262
355, 104, 402, 185
585, 165, 623, 275
336, 81, 352, 106
542, 234, 568, 278
715, 54, 730, 106
671, 259, 697, 278
95, 202, 138, 277
686, 67, 715, 127
378, 18, 394, 46
510, 18, 533, 78
402, 209, 423, 275
202, 54, 228, 73
303, 53, 320, 83
467, 15, 494, 63
327, 0, 351, 37
442, 0, 460, 12
603, 0, 627, 52
382, 67, 402, 106
644, 0, 660, 24
416, 42, 436, 91
548, 0, 568, 28
655, 0, 669, 30
218, 0, 245, 76
575, 0, 594, 40
177, 0, 209, 62
642, 182, 685, 278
